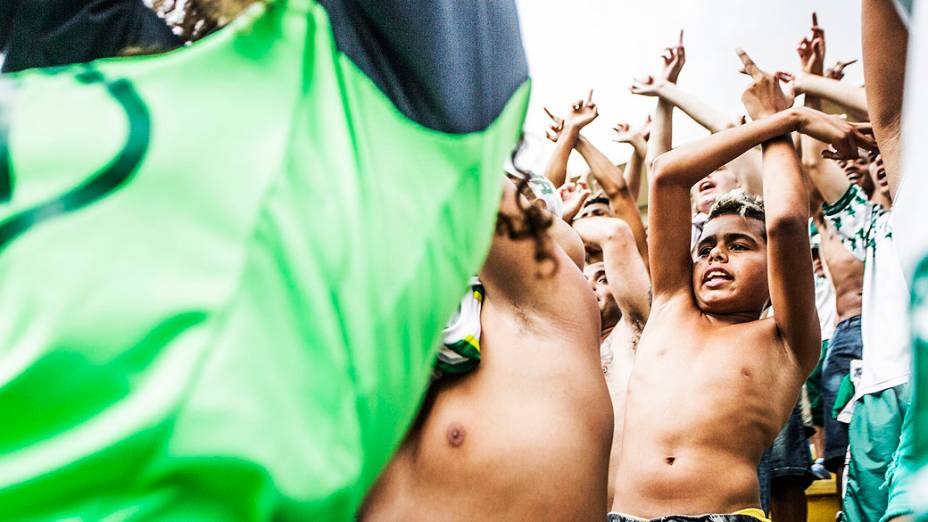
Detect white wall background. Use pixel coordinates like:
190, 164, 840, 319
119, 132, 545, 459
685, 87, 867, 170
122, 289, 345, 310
515, 0, 864, 177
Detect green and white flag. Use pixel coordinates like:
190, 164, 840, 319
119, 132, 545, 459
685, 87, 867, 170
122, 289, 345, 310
0, 1, 530, 519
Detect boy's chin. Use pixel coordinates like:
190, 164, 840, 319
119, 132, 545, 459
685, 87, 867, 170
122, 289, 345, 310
696, 293, 758, 316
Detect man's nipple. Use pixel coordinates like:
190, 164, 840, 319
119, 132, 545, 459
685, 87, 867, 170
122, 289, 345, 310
447, 422, 466, 448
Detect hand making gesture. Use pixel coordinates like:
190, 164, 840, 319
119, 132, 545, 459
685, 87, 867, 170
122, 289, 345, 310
797, 12, 826, 76
660, 30, 686, 83
825, 59, 857, 81
739, 49, 874, 159
543, 90, 598, 142
738, 48, 795, 120
613, 116, 651, 156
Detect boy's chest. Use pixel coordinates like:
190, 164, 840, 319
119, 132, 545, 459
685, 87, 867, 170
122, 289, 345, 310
634, 317, 789, 397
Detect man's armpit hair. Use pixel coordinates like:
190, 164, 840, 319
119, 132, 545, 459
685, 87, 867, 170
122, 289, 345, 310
707, 189, 765, 223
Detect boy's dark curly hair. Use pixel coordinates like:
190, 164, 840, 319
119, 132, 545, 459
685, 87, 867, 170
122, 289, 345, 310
496, 139, 557, 278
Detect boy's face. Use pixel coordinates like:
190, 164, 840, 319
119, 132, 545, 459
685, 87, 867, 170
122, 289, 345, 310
574, 198, 611, 221
868, 153, 892, 201
691, 168, 739, 215
584, 262, 621, 329
840, 157, 876, 196
692, 214, 769, 316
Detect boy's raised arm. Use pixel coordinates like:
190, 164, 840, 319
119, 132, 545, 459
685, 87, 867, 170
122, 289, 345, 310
861, 0, 908, 197
648, 51, 804, 298
574, 217, 651, 329
574, 135, 649, 264
541, 92, 598, 188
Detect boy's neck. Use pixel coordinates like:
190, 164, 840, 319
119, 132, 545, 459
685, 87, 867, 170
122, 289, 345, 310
703, 310, 761, 326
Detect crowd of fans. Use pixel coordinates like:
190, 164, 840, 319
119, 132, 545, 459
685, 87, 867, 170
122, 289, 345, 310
362, 6, 917, 522
0, 1, 922, 521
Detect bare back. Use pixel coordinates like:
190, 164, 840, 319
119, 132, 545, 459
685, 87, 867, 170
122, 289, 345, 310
611, 296, 805, 517
361, 246, 613, 520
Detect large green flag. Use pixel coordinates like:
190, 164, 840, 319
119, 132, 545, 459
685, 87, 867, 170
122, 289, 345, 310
0, 1, 530, 519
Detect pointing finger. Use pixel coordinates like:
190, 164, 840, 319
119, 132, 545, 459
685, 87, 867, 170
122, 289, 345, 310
736, 48, 762, 79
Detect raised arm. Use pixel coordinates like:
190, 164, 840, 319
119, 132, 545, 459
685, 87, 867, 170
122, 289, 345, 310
637, 54, 764, 195
613, 116, 650, 201
574, 135, 649, 263
737, 52, 821, 372
787, 74, 868, 119
653, 81, 736, 134
799, 130, 855, 205
573, 217, 651, 328
482, 180, 582, 305
648, 111, 798, 297
541, 92, 598, 187
631, 30, 684, 181
861, 0, 907, 197
760, 136, 820, 371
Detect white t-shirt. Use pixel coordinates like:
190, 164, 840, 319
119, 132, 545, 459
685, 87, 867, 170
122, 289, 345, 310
824, 184, 910, 397
814, 274, 837, 342
810, 223, 837, 341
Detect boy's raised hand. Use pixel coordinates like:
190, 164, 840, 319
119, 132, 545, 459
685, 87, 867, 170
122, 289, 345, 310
613, 116, 651, 152
559, 182, 592, 223
543, 107, 565, 142
738, 49, 795, 120
565, 90, 599, 131
797, 12, 826, 75
629, 75, 666, 97
659, 30, 686, 83
825, 59, 857, 81
543, 90, 598, 142
793, 109, 877, 160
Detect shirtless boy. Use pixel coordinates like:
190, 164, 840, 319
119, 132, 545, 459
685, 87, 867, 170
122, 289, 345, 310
541, 90, 653, 508
360, 180, 614, 520
575, 216, 650, 507
610, 52, 873, 521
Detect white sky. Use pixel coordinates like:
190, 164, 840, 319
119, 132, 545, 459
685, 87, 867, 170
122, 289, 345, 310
515, 0, 864, 176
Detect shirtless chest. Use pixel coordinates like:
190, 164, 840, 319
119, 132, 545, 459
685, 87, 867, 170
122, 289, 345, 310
612, 302, 804, 516
361, 274, 613, 521
626, 304, 801, 441
821, 221, 864, 321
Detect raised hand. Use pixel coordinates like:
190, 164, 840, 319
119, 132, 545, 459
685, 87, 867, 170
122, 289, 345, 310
559, 182, 592, 223
629, 75, 666, 97
793, 107, 878, 159
543, 107, 565, 142
659, 30, 686, 83
797, 12, 826, 75
825, 59, 858, 81
613, 116, 651, 155
738, 48, 795, 120
563, 90, 599, 130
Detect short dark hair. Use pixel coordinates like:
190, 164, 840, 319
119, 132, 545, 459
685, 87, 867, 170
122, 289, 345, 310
707, 189, 765, 223
583, 196, 611, 208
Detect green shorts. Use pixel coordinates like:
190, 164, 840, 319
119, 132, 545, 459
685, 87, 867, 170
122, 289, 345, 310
844, 384, 915, 522
806, 339, 828, 427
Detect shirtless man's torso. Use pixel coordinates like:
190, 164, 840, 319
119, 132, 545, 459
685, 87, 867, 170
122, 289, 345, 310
361, 183, 614, 520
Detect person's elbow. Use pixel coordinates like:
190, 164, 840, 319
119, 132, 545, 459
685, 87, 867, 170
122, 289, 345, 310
766, 211, 808, 241
649, 153, 683, 188
608, 218, 635, 243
